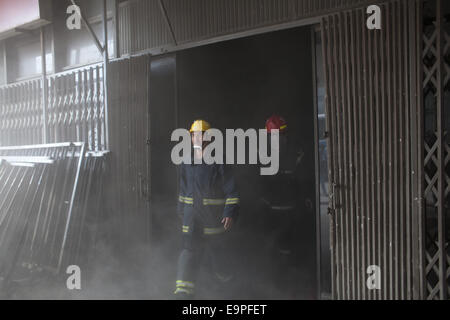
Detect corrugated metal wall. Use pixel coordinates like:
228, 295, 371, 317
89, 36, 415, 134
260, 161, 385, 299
321, 0, 423, 300
118, 0, 380, 56
105, 55, 151, 247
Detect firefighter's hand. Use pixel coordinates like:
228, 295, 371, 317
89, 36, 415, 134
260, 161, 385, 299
222, 217, 233, 231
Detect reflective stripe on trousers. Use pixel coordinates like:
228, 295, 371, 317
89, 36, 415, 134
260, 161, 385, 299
174, 280, 195, 295
182, 225, 226, 236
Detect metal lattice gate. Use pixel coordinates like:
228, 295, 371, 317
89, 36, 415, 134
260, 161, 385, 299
420, 0, 450, 301
0, 64, 106, 152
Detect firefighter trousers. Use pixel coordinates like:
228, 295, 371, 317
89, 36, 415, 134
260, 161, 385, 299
175, 222, 230, 296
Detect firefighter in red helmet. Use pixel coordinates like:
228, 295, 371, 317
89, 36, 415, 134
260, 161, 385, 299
261, 115, 306, 257
266, 115, 288, 134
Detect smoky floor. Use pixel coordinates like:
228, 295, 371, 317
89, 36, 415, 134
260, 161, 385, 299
122, 233, 316, 300
5, 244, 315, 300
5, 207, 316, 300
194, 233, 317, 300
136, 205, 317, 300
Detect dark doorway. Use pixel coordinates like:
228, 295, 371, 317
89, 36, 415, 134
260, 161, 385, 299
150, 25, 328, 299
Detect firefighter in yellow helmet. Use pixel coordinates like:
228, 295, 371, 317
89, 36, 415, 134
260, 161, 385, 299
174, 120, 240, 299
189, 120, 211, 133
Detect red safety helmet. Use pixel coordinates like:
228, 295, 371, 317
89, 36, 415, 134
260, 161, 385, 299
266, 115, 288, 133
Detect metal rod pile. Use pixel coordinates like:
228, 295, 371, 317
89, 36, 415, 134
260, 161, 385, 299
0, 143, 106, 294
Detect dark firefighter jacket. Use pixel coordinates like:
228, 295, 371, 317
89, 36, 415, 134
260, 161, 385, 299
260, 146, 304, 210
177, 163, 240, 236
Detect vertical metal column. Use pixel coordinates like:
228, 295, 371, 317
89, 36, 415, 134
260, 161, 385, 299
435, 0, 447, 301
113, 0, 120, 59
103, 0, 110, 150
311, 28, 321, 300
410, 0, 424, 300
57, 143, 86, 272
40, 27, 48, 144
2, 41, 7, 84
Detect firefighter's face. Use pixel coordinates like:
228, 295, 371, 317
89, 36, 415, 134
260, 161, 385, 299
192, 131, 205, 149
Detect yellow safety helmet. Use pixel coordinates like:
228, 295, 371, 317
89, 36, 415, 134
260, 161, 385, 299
190, 120, 211, 133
